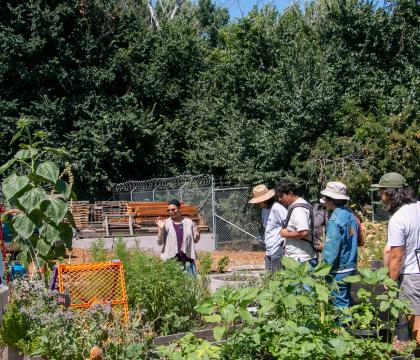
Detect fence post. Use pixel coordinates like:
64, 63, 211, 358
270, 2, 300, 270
152, 188, 155, 202
130, 189, 134, 202
371, 190, 374, 222
211, 176, 217, 249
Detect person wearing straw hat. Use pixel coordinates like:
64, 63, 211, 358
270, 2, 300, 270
320, 181, 358, 308
371, 172, 420, 346
249, 185, 287, 272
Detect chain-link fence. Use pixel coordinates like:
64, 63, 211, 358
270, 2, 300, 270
111, 176, 393, 251
370, 191, 391, 222
214, 187, 263, 251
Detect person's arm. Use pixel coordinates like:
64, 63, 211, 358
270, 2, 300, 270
280, 207, 309, 239
389, 246, 404, 281
322, 221, 340, 265
383, 245, 391, 268
280, 228, 309, 239
156, 217, 166, 245
193, 223, 200, 243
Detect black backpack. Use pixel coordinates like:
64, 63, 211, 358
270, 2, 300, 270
281, 203, 323, 251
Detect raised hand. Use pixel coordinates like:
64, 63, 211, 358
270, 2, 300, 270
155, 217, 165, 230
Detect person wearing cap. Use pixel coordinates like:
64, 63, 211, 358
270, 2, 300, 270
371, 172, 420, 345
249, 185, 287, 272
321, 181, 358, 308
277, 181, 317, 266
156, 199, 200, 275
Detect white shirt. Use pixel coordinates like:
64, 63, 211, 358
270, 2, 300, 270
284, 198, 316, 262
264, 202, 288, 256
387, 201, 420, 274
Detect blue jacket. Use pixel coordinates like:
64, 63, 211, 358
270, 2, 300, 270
322, 206, 358, 273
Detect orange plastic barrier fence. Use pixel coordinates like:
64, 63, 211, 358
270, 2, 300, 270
57, 261, 128, 321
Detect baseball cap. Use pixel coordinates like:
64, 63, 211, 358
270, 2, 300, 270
371, 172, 407, 190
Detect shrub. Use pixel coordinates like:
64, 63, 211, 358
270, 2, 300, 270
90, 238, 107, 262
124, 250, 208, 335
216, 256, 230, 273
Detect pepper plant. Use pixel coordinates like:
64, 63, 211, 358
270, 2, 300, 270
0, 119, 75, 268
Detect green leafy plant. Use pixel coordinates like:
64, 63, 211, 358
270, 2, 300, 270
216, 256, 230, 273
0, 119, 75, 267
90, 238, 107, 262
197, 252, 213, 275
159, 333, 221, 360
161, 259, 411, 359
123, 250, 208, 335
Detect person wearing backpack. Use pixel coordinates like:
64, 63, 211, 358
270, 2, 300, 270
321, 182, 358, 308
249, 184, 288, 272
277, 181, 318, 267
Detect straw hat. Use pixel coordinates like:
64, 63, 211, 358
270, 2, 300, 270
248, 185, 275, 204
320, 182, 350, 200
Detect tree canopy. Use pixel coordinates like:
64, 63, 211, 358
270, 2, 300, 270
0, 0, 418, 201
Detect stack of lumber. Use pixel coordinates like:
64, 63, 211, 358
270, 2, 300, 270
69, 201, 91, 229
126, 201, 209, 233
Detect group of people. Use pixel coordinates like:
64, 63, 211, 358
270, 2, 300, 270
155, 172, 419, 344
249, 172, 420, 343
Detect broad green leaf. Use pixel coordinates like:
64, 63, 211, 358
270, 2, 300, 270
379, 301, 390, 312
238, 308, 253, 323
311, 262, 332, 277
36, 238, 52, 257
212, 326, 226, 342
343, 275, 361, 283
13, 213, 36, 239
18, 187, 46, 213
282, 256, 301, 271
55, 179, 72, 199
0, 159, 16, 175
16, 249, 30, 267
28, 209, 43, 227
53, 242, 66, 258
58, 223, 73, 248
41, 198, 68, 224
2, 174, 30, 199
252, 333, 260, 345
40, 223, 60, 243
375, 267, 389, 281
282, 294, 298, 309
36, 161, 59, 184
314, 284, 329, 303
203, 314, 221, 323
14, 148, 38, 160
65, 210, 77, 228
220, 304, 236, 322
196, 301, 216, 315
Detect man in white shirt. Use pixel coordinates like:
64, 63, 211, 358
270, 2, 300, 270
276, 181, 317, 267
249, 184, 287, 272
372, 172, 420, 348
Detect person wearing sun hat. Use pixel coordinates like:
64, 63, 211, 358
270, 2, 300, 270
249, 185, 287, 272
372, 172, 420, 346
320, 181, 358, 308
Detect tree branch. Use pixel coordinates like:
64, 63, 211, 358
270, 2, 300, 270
170, 0, 185, 20
147, 0, 161, 30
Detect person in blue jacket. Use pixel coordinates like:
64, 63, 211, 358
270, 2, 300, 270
320, 182, 358, 308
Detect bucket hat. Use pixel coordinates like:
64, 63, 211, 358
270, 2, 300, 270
248, 185, 275, 204
371, 172, 407, 190
320, 182, 350, 200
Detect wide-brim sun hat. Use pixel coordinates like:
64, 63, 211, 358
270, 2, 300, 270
248, 184, 275, 204
320, 181, 350, 200
371, 172, 407, 190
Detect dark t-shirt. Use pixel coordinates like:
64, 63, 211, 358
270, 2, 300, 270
172, 221, 194, 263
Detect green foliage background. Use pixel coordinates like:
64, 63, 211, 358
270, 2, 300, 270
0, 0, 418, 200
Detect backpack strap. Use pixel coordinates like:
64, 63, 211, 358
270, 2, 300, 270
282, 203, 315, 248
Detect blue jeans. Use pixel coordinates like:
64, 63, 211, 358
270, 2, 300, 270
327, 270, 355, 308
185, 261, 197, 276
